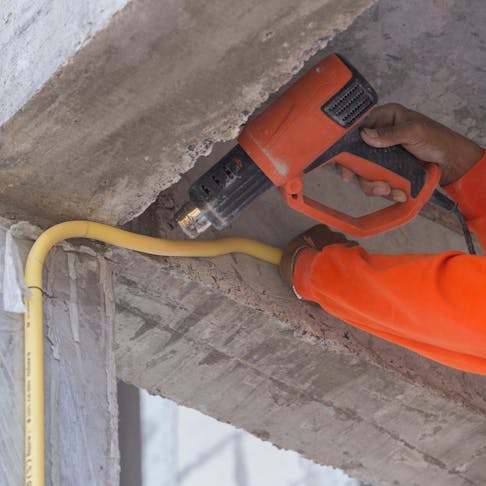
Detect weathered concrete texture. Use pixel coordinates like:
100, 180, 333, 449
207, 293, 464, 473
43, 244, 119, 486
0, 220, 119, 485
113, 247, 486, 486
0, 0, 129, 126
323, 0, 486, 145
0, 0, 376, 225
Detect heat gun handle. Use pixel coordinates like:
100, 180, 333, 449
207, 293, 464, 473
282, 131, 441, 237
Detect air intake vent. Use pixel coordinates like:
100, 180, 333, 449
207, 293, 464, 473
323, 78, 376, 128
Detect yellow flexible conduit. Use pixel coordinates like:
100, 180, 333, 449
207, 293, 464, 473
24, 220, 283, 486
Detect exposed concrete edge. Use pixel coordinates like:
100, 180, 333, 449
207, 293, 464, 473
176, 2, 381, 175
6, 209, 485, 416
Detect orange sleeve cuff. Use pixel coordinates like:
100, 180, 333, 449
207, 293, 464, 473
292, 247, 321, 300
291, 240, 486, 374
443, 149, 486, 221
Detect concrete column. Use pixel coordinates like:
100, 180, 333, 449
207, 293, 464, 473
0, 220, 119, 485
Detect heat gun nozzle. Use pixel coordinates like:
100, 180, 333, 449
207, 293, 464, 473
175, 202, 212, 239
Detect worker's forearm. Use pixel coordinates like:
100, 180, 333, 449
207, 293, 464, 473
443, 148, 486, 246
290, 148, 486, 374
293, 244, 486, 374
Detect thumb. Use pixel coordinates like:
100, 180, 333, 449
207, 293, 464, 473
360, 124, 412, 148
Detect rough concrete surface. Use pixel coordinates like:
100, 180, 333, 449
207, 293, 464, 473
0, 0, 129, 126
0, 220, 119, 485
318, 0, 486, 144
137, 0, 486, 395
0, 0, 376, 225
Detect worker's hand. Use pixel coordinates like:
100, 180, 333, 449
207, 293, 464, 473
280, 225, 356, 288
338, 103, 484, 201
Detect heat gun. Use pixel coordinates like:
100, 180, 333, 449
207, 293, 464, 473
176, 53, 474, 252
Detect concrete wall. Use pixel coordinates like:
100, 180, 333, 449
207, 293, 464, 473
0, 0, 128, 126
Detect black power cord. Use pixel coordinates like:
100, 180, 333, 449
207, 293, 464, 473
429, 190, 476, 255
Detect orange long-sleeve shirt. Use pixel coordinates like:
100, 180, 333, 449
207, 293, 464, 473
293, 150, 486, 375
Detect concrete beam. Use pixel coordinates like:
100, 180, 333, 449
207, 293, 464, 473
0, 0, 375, 226
3, 207, 480, 485
113, 240, 486, 486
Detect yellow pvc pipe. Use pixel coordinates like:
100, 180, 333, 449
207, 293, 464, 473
24, 221, 282, 486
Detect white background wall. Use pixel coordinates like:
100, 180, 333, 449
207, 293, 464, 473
141, 390, 363, 486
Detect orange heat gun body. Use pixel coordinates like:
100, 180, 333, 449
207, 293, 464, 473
177, 53, 471, 250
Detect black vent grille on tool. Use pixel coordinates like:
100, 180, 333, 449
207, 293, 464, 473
189, 145, 273, 230
322, 78, 376, 128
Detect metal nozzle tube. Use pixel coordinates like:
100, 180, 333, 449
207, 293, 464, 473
175, 202, 212, 238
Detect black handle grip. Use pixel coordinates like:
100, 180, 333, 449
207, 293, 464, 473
304, 128, 427, 198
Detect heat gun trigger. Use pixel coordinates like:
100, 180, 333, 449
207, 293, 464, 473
283, 128, 441, 237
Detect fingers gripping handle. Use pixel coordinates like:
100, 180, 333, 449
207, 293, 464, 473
283, 131, 441, 237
